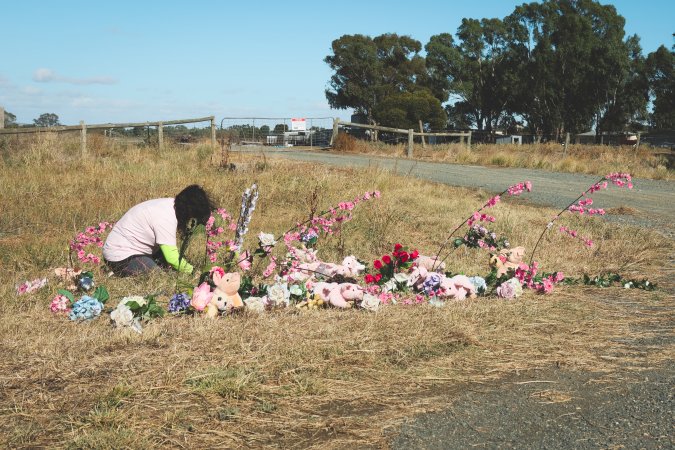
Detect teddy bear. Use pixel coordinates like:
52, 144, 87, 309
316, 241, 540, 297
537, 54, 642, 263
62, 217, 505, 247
340, 255, 366, 277
211, 271, 243, 315
312, 281, 364, 308
490, 246, 526, 277
439, 274, 477, 300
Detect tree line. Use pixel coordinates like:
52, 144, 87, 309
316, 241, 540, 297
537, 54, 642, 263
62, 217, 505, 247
324, 0, 674, 136
2, 111, 62, 128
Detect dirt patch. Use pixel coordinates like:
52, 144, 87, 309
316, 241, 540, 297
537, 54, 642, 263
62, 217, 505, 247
606, 205, 639, 215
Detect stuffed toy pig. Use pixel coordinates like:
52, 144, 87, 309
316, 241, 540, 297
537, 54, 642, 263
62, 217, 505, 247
340, 255, 365, 277
439, 275, 476, 300
313, 281, 363, 308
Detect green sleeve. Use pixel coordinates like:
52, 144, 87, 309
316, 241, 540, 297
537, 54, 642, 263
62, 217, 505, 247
160, 244, 194, 274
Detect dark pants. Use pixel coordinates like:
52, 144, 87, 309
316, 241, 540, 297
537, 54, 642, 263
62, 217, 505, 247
105, 250, 169, 277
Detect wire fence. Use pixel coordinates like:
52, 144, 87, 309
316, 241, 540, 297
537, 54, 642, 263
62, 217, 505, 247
219, 117, 334, 148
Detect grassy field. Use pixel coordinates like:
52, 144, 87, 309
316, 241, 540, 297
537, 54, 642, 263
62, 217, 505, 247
333, 134, 674, 181
1, 135, 673, 448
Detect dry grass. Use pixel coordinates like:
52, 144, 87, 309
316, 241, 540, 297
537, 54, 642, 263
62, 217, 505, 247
0, 134, 673, 448
333, 134, 674, 180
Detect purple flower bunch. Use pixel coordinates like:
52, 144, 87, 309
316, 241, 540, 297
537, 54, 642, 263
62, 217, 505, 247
168, 293, 191, 313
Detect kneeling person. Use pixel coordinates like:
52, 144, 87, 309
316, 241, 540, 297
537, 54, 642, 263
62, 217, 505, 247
103, 184, 214, 276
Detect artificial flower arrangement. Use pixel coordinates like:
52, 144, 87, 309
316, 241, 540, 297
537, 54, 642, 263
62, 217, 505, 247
35, 172, 656, 330
166, 186, 385, 318
110, 295, 165, 333
49, 271, 110, 321
69, 222, 114, 265
16, 277, 48, 295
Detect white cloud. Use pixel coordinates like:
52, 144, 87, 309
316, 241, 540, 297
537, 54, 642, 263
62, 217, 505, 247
20, 86, 42, 95
33, 68, 117, 85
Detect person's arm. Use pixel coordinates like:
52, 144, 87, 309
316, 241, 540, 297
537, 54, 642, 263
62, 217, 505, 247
159, 244, 194, 274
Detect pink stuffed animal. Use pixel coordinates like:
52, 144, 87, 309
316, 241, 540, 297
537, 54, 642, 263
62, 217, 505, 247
490, 246, 526, 277
407, 266, 429, 290
416, 255, 446, 271
294, 246, 318, 263
297, 255, 364, 280
439, 275, 476, 300
329, 283, 363, 308
340, 255, 365, 276
313, 281, 363, 308
312, 281, 337, 303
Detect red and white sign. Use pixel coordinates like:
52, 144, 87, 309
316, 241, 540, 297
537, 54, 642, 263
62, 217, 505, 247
291, 118, 306, 131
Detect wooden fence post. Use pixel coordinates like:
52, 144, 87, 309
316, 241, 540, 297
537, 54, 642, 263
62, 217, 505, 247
158, 122, 164, 151
467, 131, 472, 149
0, 106, 4, 129
80, 121, 87, 157
419, 120, 426, 148
210, 117, 216, 149
407, 129, 414, 158
330, 118, 339, 146
563, 132, 570, 157
635, 132, 641, 150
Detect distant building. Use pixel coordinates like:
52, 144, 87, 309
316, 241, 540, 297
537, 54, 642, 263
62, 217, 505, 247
576, 131, 638, 146
496, 135, 522, 145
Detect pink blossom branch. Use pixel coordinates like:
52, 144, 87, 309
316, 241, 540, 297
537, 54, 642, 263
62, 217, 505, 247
232, 190, 381, 268
431, 181, 532, 271
529, 173, 632, 264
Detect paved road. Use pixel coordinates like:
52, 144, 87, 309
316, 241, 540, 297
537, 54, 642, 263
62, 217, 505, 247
253, 149, 675, 234
391, 364, 674, 450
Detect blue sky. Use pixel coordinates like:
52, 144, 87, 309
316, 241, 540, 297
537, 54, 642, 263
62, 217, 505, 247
1, 0, 672, 126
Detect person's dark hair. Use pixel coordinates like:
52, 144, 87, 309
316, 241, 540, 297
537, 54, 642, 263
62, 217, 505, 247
174, 184, 215, 238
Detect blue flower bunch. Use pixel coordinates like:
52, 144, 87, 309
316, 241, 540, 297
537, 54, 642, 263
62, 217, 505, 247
69, 295, 103, 321
469, 276, 487, 294
168, 293, 191, 313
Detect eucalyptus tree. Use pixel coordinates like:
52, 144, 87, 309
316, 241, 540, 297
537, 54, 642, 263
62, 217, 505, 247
33, 113, 60, 127
646, 45, 674, 130
504, 0, 643, 135
324, 33, 427, 125
425, 18, 513, 132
